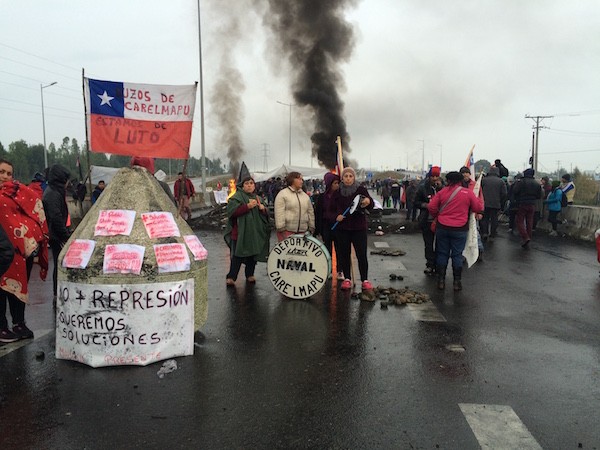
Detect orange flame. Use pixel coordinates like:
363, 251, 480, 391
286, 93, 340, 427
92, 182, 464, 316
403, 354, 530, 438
227, 179, 237, 200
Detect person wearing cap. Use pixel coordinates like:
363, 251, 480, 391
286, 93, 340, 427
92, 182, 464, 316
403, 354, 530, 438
333, 167, 374, 291
314, 172, 342, 279
224, 175, 270, 286
42, 163, 72, 305
513, 168, 542, 248
414, 166, 443, 275
174, 171, 196, 221
274, 171, 315, 241
545, 180, 564, 236
428, 171, 484, 291
459, 166, 475, 190
560, 173, 576, 205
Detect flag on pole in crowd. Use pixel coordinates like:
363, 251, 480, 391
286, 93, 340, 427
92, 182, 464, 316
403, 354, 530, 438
84, 77, 197, 159
335, 136, 345, 176
464, 144, 476, 181
463, 170, 483, 268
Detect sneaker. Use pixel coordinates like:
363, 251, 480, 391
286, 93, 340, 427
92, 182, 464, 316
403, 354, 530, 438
12, 323, 34, 340
340, 279, 352, 290
336, 272, 345, 280
0, 328, 19, 343
361, 280, 373, 290
423, 266, 434, 275
246, 276, 256, 283
226, 278, 235, 286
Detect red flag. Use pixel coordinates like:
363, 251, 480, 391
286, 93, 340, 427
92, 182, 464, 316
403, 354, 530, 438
84, 77, 197, 159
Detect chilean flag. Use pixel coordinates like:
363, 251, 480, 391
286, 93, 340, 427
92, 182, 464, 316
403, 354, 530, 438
84, 77, 197, 159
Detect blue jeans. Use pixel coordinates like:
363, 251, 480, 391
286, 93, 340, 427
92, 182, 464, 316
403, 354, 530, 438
435, 227, 468, 269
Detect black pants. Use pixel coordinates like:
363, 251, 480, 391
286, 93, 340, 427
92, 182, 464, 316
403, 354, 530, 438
548, 210, 559, 231
480, 207, 500, 237
320, 222, 337, 260
336, 229, 368, 281
0, 290, 25, 329
226, 240, 257, 281
421, 224, 436, 268
49, 240, 63, 297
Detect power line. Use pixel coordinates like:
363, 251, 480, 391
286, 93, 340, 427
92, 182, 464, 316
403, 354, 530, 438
0, 55, 80, 82
0, 97, 80, 115
0, 42, 81, 73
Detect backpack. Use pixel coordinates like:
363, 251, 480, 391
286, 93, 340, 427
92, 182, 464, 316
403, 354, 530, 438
559, 189, 568, 208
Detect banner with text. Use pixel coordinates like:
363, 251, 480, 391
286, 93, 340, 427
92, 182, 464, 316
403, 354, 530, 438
84, 77, 197, 159
56, 280, 195, 367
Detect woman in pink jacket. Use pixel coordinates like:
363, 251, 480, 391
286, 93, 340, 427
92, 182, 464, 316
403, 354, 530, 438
428, 171, 484, 291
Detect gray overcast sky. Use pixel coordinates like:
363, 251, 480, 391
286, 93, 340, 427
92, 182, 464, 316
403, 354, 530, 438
1, 0, 599, 175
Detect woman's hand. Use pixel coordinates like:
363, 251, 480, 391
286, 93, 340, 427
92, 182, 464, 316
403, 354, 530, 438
248, 199, 258, 209
360, 197, 371, 208
336, 214, 345, 222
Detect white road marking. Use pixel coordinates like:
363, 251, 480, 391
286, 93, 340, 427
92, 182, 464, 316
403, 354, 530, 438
407, 301, 446, 322
0, 329, 52, 358
373, 241, 390, 248
459, 403, 543, 450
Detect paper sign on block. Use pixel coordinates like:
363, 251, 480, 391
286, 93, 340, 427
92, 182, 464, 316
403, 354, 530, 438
154, 243, 191, 273
103, 244, 145, 275
141, 212, 180, 238
94, 210, 136, 236
62, 239, 96, 269
183, 235, 208, 261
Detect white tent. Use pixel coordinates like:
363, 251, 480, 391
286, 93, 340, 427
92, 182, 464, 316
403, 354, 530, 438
253, 164, 330, 183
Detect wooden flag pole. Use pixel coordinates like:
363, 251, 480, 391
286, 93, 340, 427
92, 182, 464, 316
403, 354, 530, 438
336, 135, 345, 173
82, 68, 93, 198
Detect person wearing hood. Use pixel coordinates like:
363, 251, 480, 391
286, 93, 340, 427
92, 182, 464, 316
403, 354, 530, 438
314, 172, 342, 279
545, 180, 564, 236
224, 175, 270, 286
560, 173, 576, 205
42, 164, 72, 304
1, 158, 49, 342
428, 171, 484, 291
274, 172, 315, 241
480, 166, 507, 240
512, 168, 542, 248
333, 167, 375, 291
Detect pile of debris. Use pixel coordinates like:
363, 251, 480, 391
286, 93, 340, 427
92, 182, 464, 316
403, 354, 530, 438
188, 204, 228, 230
354, 286, 430, 305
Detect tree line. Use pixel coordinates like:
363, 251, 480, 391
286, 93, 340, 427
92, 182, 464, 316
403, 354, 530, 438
0, 137, 227, 184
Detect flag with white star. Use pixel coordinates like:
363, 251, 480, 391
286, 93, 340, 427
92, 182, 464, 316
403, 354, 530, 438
84, 77, 197, 159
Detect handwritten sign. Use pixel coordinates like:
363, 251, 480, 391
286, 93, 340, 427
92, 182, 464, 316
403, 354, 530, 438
94, 210, 136, 236
55, 279, 195, 367
62, 239, 96, 269
154, 243, 191, 273
103, 244, 145, 275
141, 212, 180, 238
183, 235, 208, 261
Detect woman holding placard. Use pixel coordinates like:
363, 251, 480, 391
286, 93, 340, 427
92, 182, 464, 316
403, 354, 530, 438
224, 175, 271, 286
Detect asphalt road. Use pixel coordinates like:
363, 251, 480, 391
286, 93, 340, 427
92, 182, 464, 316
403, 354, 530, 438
1, 218, 599, 449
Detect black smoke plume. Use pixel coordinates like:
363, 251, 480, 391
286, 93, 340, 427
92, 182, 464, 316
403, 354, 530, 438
262, 0, 358, 169
208, 7, 246, 177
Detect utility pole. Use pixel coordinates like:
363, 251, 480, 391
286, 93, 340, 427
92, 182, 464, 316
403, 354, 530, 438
261, 143, 270, 172
525, 114, 553, 173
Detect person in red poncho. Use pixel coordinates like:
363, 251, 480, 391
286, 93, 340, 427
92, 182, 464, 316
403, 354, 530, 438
0, 159, 49, 343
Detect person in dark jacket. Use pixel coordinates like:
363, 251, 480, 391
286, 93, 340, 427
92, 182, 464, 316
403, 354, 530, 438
91, 180, 105, 204
480, 166, 507, 240
333, 167, 374, 291
314, 172, 341, 279
405, 180, 418, 221
512, 168, 542, 248
42, 164, 72, 303
414, 166, 443, 274
0, 224, 14, 279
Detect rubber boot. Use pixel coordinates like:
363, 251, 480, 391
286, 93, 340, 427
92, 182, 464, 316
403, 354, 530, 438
453, 266, 462, 291
436, 265, 446, 290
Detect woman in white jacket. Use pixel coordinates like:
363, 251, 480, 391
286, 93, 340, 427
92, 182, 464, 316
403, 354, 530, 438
274, 172, 315, 241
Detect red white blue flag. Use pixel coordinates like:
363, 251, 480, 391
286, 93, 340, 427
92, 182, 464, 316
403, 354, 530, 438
464, 144, 475, 181
84, 77, 197, 159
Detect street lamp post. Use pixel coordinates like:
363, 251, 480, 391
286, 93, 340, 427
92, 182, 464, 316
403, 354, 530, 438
40, 82, 57, 169
276, 101, 293, 165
